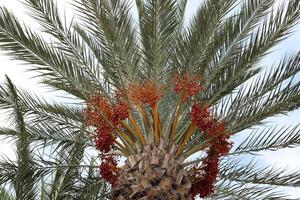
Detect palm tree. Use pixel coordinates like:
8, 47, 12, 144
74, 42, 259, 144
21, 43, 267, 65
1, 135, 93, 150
0, 0, 300, 199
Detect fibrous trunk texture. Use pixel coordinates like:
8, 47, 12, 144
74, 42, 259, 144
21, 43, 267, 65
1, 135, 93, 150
112, 141, 191, 200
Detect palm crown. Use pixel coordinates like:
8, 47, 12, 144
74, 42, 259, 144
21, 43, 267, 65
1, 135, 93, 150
0, 0, 300, 199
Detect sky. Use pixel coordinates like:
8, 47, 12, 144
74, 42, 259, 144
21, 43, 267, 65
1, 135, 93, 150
0, 0, 299, 198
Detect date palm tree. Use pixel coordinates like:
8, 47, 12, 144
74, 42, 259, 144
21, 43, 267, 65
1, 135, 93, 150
0, 0, 300, 199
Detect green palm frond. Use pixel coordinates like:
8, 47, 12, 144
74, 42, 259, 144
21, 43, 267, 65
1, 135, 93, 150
0, 7, 95, 99
0, 188, 14, 200
232, 80, 299, 131
213, 182, 290, 200
24, 0, 107, 94
206, 0, 300, 106
73, 0, 140, 88
137, 0, 183, 81
221, 52, 300, 125
76, 158, 110, 200
23, 0, 64, 39
0, 76, 38, 199
230, 124, 300, 155
0, 81, 87, 145
46, 136, 85, 199
0, 159, 17, 185
220, 158, 300, 187
179, 0, 236, 73
0, 77, 109, 199
0, 128, 18, 138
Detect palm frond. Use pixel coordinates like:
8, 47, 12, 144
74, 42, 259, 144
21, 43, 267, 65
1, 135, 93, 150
0, 188, 14, 200
0, 160, 17, 185
213, 182, 290, 200
0, 7, 94, 99
24, 0, 107, 94
73, 0, 139, 89
45, 133, 86, 199
0, 128, 18, 138
0, 76, 38, 199
23, 0, 64, 40
0, 79, 87, 146
205, 0, 300, 106
178, 0, 236, 73
229, 124, 300, 155
136, 0, 184, 82
76, 158, 110, 200
220, 52, 300, 123
231, 80, 299, 132
220, 158, 300, 187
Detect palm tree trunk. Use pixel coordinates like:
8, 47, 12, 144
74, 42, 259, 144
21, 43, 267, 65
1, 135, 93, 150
112, 141, 191, 200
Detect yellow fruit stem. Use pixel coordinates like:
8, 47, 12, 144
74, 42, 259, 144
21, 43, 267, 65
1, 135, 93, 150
183, 142, 208, 159
128, 113, 146, 145
113, 142, 129, 156
119, 120, 144, 145
152, 104, 159, 145
183, 130, 232, 158
137, 104, 154, 138
115, 129, 134, 146
176, 124, 196, 156
170, 100, 183, 142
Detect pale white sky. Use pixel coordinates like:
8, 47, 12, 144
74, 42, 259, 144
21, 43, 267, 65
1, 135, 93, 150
0, 0, 299, 198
